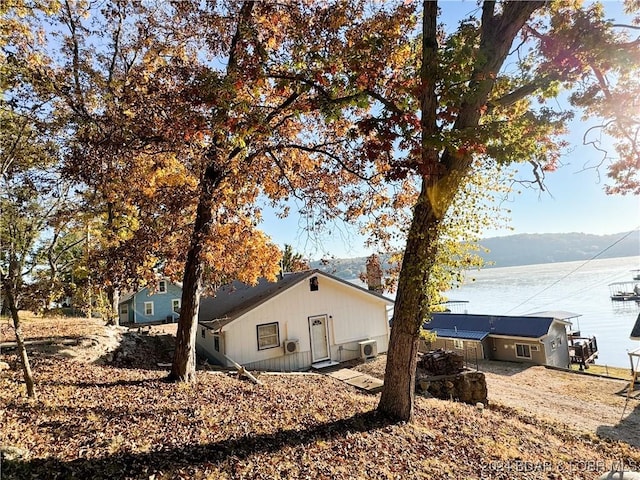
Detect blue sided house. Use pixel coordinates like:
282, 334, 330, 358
118, 279, 182, 325
422, 311, 584, 368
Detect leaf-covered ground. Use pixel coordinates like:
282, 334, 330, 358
2, 317, 640, 479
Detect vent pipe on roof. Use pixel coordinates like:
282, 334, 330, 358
455, 326, 457, 333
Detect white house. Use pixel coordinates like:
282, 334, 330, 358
196, 270, 394, 372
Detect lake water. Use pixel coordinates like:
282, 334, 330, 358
444, 256, 640, 368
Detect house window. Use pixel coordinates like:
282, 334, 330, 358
144, 302, 154, 316
172, 299, 181, 313
214, 335, 220, 352
515, 343, 531, 359
310, 277, 319, 291
453, 339, 464, 350
158, 281, 167, 293
257, 322, 280, 350
120, 304, 128, 315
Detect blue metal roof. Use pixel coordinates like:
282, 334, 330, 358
424, 313, 561, 339
429, 328, 489, 341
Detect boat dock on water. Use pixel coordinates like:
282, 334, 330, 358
609, 269, 640, 302
609, 281, 640, 302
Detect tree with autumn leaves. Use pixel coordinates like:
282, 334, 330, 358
4, 1, 638, 420
373, 0, 639, 420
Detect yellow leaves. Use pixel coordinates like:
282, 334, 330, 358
200, 206, 281, 286
426, 173, 464, 220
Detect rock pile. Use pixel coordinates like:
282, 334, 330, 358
417, 349, 464, 375
416, 349, 488, 405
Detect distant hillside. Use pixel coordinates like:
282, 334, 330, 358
478, 231, 640, 267
311, 231, 640, 279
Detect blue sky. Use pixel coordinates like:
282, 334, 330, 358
259, 1, 640, 260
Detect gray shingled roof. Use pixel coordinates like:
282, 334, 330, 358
199, 269, 393, 331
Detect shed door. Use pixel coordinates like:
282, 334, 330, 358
309, 315, 330, 363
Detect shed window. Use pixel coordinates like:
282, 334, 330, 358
453, 339, 464, 350
201, 327, 205, 339
120, 304, 128, 315
158, 281, 167, 293
144, 302, 154, 316
214, 335, 220, 352
257, 322, 280, 350
309, 276, 319, 291
515, 343, 531, 359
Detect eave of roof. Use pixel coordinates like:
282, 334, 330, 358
198, 269, 394, 330
428, 328, 489, 341
525, 310, 581, 322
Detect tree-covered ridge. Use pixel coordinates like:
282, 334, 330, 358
311, 231, 640, 280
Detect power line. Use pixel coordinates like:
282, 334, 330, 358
504, 228, 639, 314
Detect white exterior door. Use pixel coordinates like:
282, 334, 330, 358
309, 315, 330, 362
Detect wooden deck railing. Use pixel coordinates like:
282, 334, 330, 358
568, 335, 598, 366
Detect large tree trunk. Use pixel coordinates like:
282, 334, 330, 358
378, 0, 545, 421
169, 163, 224, 382
377, 1, 441, 421
169, 4, 253, 382
377, 184, 440, 421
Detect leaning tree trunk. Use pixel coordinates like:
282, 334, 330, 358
9, 302, 36, 399
377, 0, 545, 422
377, 184, 440, 421
377, 1, 441, 421
4, 273, 36, 399
169, 163, 224, 382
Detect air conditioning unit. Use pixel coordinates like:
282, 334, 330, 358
283, 339, 299, 354
359, 340, 378, 360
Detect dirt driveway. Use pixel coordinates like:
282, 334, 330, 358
481, 361, 640, 446
356, 356, 640, 447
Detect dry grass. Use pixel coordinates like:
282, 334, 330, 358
569, 363, 632, 380
1, 316, 640, 479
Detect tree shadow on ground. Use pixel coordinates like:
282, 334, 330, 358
3, 410, 394, 480
597, 387, 640, 448
1, 337, 90, 359
38, 377, 164, 388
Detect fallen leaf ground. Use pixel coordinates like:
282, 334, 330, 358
2, 316, 640, 479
